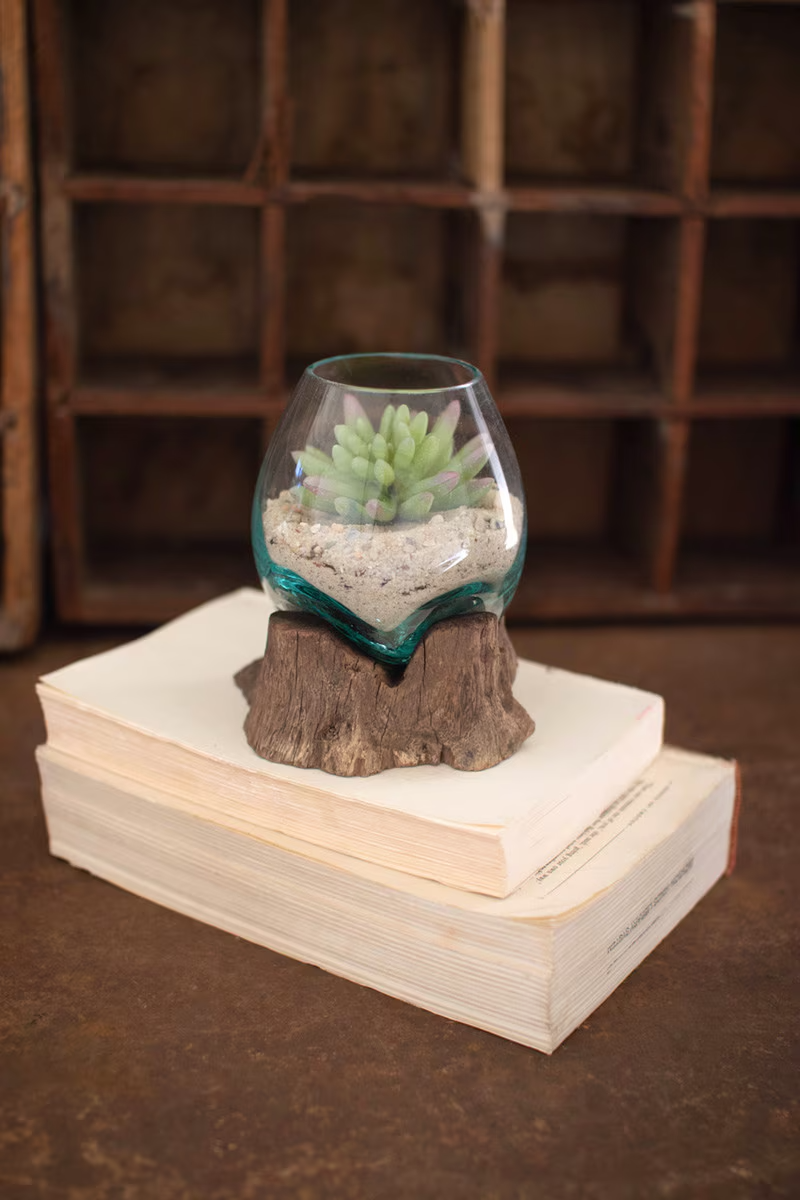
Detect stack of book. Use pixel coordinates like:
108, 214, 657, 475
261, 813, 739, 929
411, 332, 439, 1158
36, 589, 739, 1053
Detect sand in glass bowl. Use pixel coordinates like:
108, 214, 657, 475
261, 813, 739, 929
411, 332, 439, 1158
252, 353, 527, 667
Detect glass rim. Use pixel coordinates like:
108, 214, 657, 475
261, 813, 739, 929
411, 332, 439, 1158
307, 351, 482, 394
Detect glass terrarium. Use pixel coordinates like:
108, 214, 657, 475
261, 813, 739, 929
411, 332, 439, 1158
252, 353, 527, 666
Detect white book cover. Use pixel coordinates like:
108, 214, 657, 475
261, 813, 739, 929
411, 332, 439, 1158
37, 588, 664, 897
37, 746, 738, 1053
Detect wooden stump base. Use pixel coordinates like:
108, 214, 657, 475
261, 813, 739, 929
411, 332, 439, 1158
235, 611, 535, 777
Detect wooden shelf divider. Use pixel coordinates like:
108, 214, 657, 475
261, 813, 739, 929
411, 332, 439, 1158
706, 191, 800, 219
259, 0, 289, 443
34, 0, 85, 620
63, 175, 268, 206
0, 0, 39, 648
463, 0, 505, 387
506, 187, 682, 217
645, 1, 716, 596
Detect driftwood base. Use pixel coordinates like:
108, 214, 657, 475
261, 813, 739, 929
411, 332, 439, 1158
235, 612, 535, 777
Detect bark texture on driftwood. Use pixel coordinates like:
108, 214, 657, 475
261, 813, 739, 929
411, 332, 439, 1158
235, 611, 535, 777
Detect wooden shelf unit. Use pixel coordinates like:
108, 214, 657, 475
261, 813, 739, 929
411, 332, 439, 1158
1, 0, 39, 648
34, 0, 800, 624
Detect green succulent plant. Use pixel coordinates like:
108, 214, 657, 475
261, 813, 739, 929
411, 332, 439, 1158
289, 395, 494, 523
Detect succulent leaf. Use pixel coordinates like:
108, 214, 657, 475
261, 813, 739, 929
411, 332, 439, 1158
393, 436, 416, 472
410, 434, 442, 479
402, 470, 459, 501
355, 416, 374, 443
394, 403, 411, 430
373, 459, 395, 487
289, 485, 338, 515
436, 479, 494, 511
331, 444, 353, 472
409, 411, 428, 445
334, 425, 369, 457
351, 456, 371, 481
304, 474, 369, 503
379, 405, 395, 440
465, 478, 494, 501
334, 496, 370, 522
292, 397, 495, 524
451, 434, 493, 481
365, 495, 398, 523
399, 492, 435, 520
292, 447, 334, 476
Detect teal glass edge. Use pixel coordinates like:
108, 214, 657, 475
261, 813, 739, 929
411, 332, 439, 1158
252, 491, 527, 668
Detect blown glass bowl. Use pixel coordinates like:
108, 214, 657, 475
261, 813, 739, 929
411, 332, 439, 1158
252, 352, 527, 666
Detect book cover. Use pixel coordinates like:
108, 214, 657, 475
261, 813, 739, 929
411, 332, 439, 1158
37, 589, 664, 897
38, 745, 737, 1053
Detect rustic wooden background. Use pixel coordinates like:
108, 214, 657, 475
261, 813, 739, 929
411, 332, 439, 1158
17, 0, 800, 626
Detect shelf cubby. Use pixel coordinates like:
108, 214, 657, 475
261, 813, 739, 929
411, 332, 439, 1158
496, 215, 684, 411
75, 203, 262, 388
286, 202, 473, 371
711, 3, 800, 191
288, 0, 460, 185
675, 418, 800, 613
79, 416, 260, 621
69, 0, 261, 179
504, 0, 699, 200
695, 218, 800, 405
506, 417, 672, 617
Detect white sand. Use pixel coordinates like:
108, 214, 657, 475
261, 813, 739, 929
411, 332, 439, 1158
262, 489, 524, 631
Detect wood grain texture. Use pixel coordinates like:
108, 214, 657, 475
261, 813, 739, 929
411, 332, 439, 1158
34, 0, 85, 619
70, 0, 260, 175
31, 0, 800, 624
286, 203, 449, 360
64, 175, 267, 205
0, 0, 40, 648
283, 179, 472, 208
629, 218, 681, 393
499, 214, 629, 365
463, 0, 504, 194
683, 419, 786, 543
698, 220, 799, 370
671, 215, 706, 403
648, 417, 691, 595
260, 203, 285, 391
505, 0, 637, 184
506, 417, 615, 542
462, 0, 505, 386
289, 0, 457, 180
261, 0, 288, 188
76, 204, 260, 366
635, 1, 689, 195
237, 611, 535, 776
80, 417, 261, 551
711, 4, 800, 185
507, 186, 682, 216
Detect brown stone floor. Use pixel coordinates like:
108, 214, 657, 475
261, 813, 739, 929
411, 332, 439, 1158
1, 622, 798, 1199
